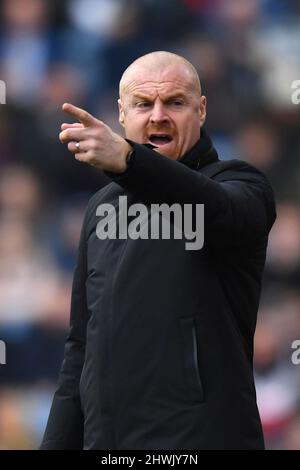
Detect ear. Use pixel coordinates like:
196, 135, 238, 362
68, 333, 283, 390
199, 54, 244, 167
199, 95, 207, 127
118, 98, 125, 128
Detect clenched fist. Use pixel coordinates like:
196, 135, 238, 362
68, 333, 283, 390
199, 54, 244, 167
59, 103, 132, 173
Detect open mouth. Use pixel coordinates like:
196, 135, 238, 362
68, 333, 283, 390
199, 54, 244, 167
148, 134, 173, 146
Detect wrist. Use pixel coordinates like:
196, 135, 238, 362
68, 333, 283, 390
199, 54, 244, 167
114, 141, 133, 173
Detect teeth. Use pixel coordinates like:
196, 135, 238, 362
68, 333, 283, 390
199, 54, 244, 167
149, 134, 172, 146
151, 134, 169, 138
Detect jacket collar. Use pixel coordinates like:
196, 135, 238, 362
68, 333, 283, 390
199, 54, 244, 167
179, 127, 219, 171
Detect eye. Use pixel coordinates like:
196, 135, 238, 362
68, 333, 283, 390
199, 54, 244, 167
168, 99, 184, 107
136, 101, 152, 108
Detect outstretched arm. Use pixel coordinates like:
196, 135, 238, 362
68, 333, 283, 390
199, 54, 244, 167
59, 103, 276, 247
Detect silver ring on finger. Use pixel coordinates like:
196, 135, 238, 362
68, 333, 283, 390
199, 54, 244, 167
75, 141, 81, 152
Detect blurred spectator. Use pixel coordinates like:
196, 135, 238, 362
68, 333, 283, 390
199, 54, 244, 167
0, 164, 42, 223
0, 385, 56, 449
282, 410, 300, 450
0, 388, 34, 449
255, 288, 300, 448
265, 203, 300, 287
67, 0, 124, 36
0, 0, 62, 107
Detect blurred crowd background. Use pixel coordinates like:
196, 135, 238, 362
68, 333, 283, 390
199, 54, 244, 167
0, 0, 300, 450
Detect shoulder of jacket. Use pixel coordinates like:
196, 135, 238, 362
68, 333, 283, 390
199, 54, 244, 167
82, 182, 117, 228
87, 181, 121, 209
201, 157, 270, 184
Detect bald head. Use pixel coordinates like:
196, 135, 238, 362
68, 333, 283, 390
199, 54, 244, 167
119, 51, 201, 100
117, 50, 206, 160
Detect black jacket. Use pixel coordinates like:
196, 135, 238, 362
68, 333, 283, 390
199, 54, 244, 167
40, 130, 276, 450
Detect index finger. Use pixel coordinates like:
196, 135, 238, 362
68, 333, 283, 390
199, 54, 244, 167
61, 122, 84, 130
62, 103, 96, 127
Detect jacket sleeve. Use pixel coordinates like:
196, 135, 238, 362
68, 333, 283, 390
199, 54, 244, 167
105, 142, 276, 246
40, 203, 91, 450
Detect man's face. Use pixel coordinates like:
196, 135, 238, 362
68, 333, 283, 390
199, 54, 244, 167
118, 63, 206, 160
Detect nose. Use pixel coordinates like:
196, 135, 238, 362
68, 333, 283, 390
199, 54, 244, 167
149, 101, 170, 125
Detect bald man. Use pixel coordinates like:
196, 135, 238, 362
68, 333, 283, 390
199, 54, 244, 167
41, 51, 276, 450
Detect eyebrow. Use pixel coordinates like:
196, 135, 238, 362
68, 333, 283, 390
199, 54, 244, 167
164, 93, 187, 101
131, 92, 187, 101
131, 94, 153, 101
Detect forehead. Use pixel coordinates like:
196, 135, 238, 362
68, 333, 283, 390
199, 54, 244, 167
121, 64, 198, 99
